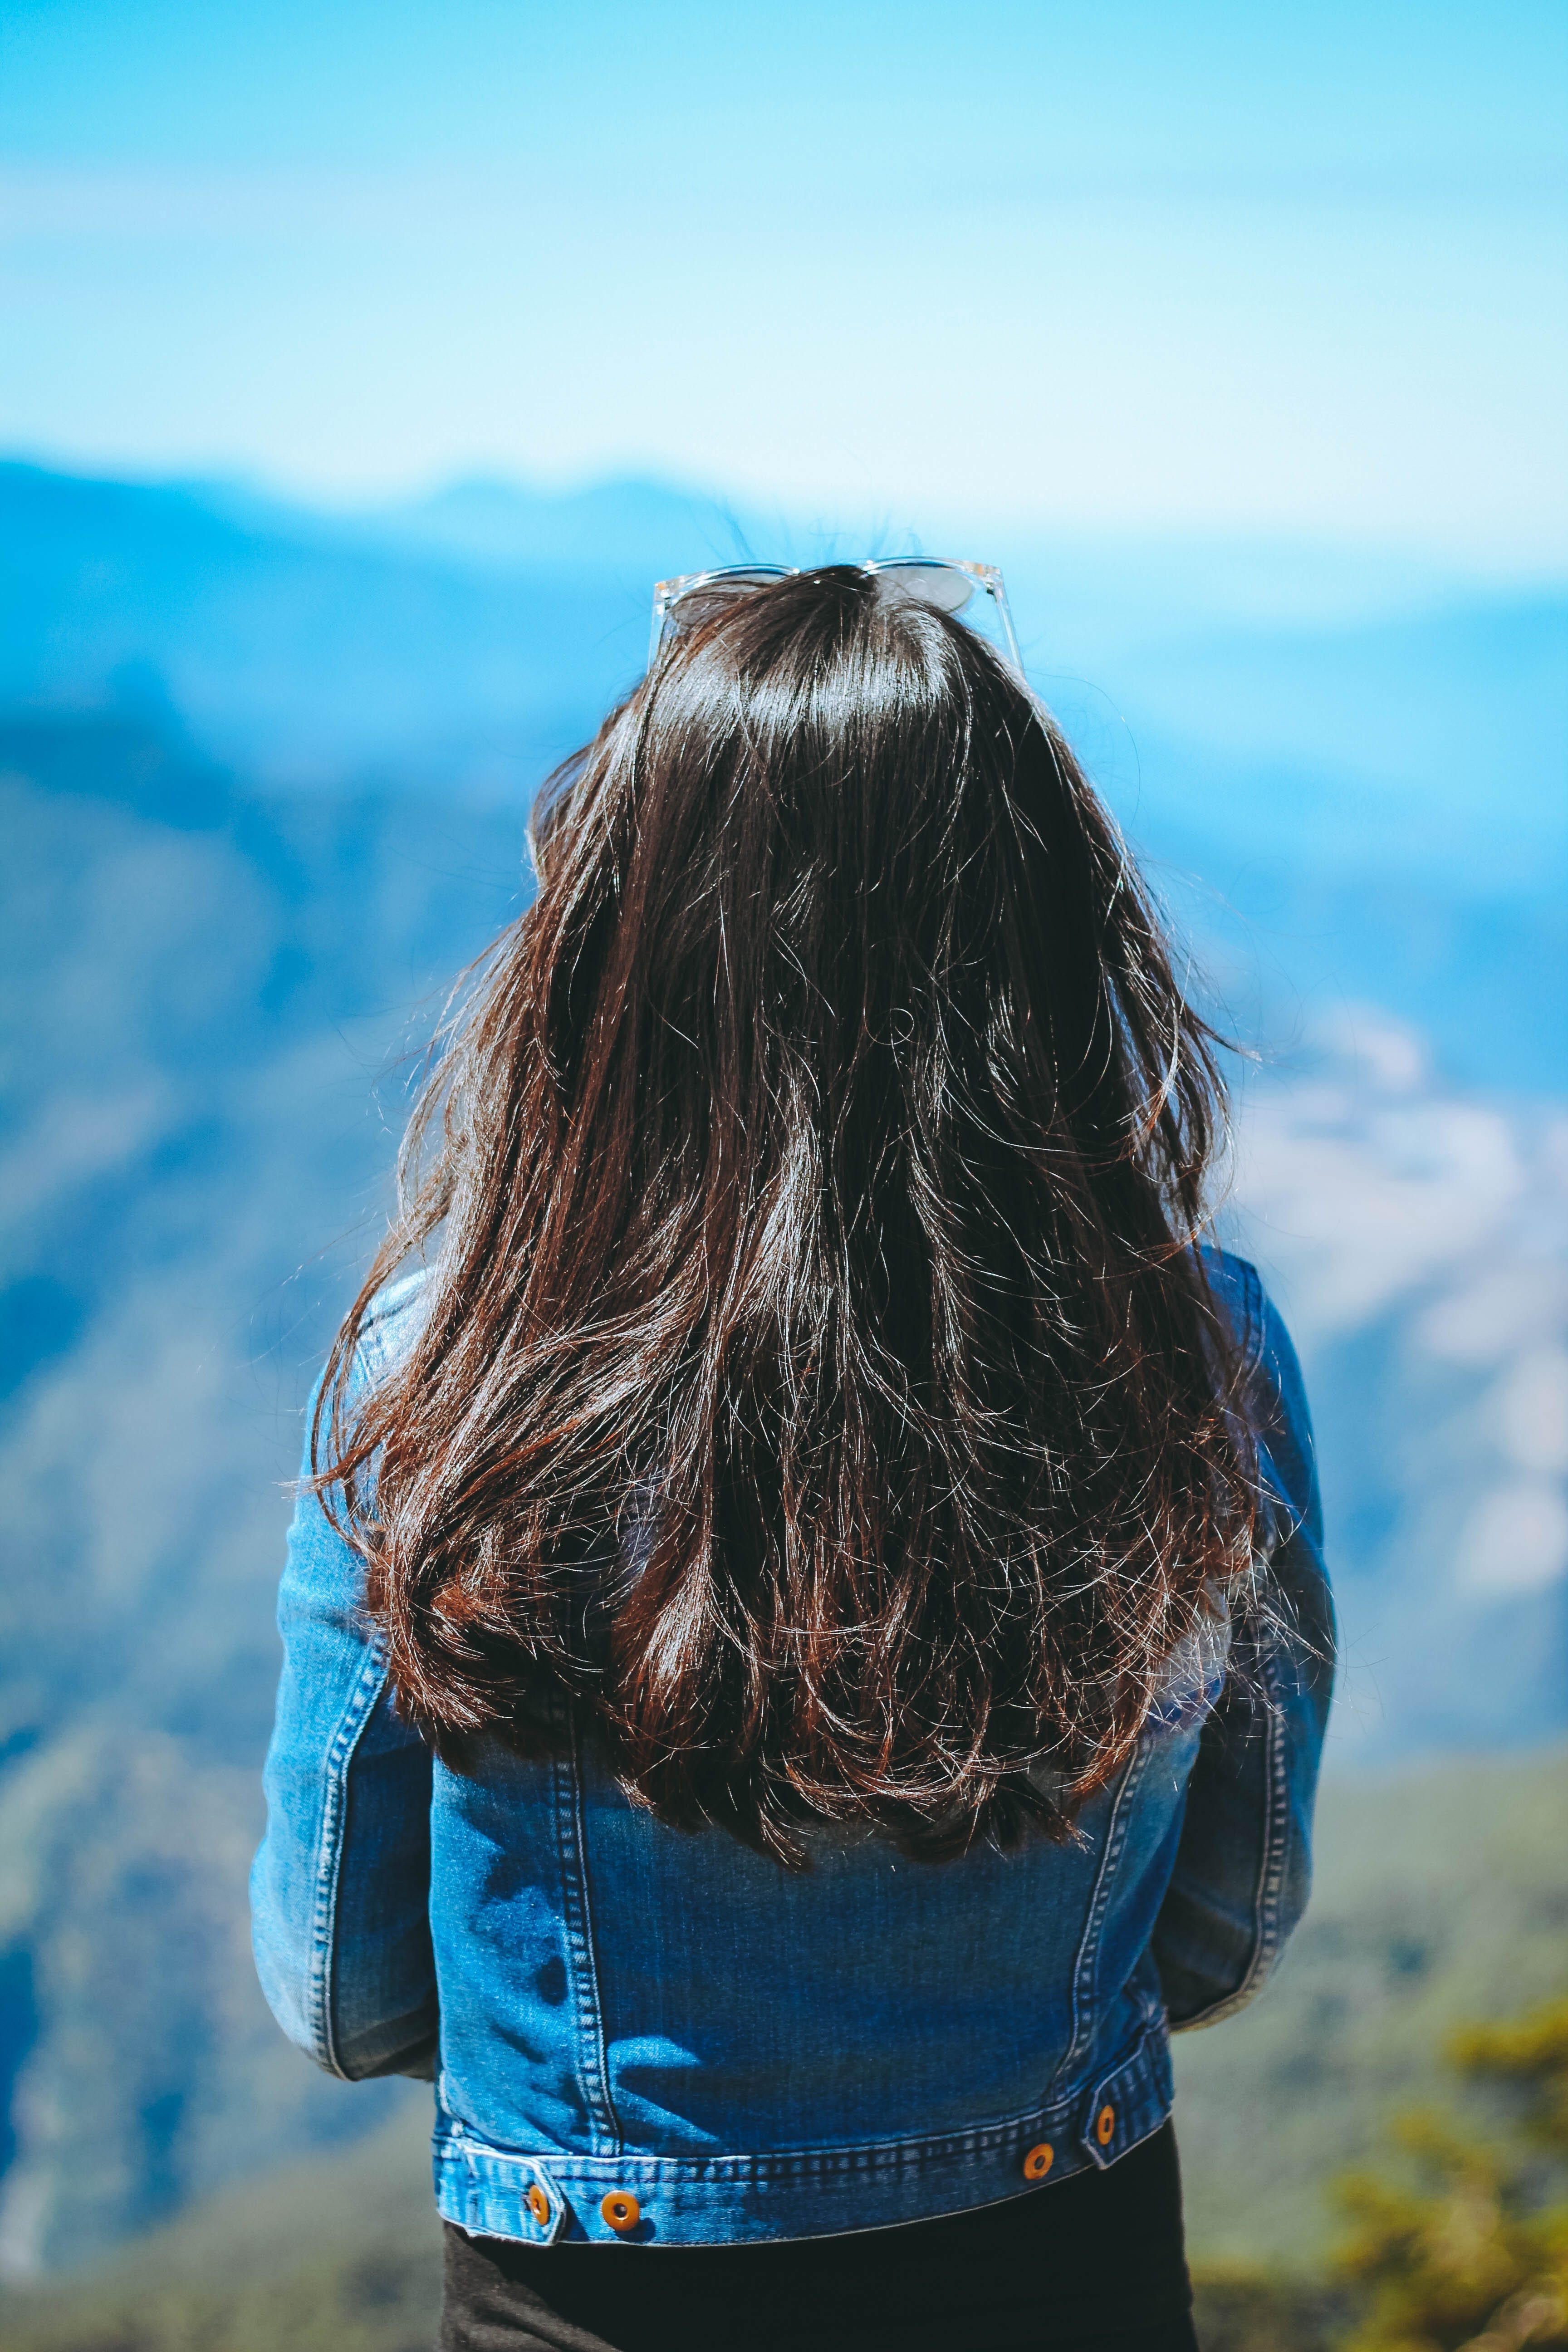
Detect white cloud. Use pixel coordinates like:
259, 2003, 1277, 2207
1456, 1480, 1568, 1598
1231, 1086, 1524, 1344
1494, 1346, 1568, 1476
1419, 1268, 1568, 1367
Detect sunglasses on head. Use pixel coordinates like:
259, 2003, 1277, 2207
649, 559, 1023, 674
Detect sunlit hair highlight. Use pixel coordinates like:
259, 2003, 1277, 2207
315, 565, 1256, 1862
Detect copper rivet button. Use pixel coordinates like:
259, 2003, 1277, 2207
1022, 2141, 1054, 2181
601, 2190, 641, 2234
526, 2184, 550, 2227
1096, 2104, 1116, 2146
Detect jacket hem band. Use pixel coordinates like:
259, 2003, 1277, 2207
431, 2023, 1172, 2245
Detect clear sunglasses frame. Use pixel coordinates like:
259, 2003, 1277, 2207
648, 559, 1024, 674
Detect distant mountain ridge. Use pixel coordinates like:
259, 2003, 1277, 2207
6, 460, 1563, 829
4, 457, 1564, 1086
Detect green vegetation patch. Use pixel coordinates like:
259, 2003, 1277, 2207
1175, 1749, 1568, 2266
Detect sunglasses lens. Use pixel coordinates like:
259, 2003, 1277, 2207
668, 567, 792, 612
872, 564, 975, 617
652, 567, 794, 662
708, 569, 793, 593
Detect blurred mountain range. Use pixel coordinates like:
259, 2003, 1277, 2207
5, 1750, 1563, 2345
0, 461, 1563, 2275
5, 457, 1563, 1090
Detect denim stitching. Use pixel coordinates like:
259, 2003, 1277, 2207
452, 2139, 572, 2244
1243, 1259, 1265, 1380
1167, 1259, 1296, 2034
1052, 1742, 1151, 2091
1172, 1631, 1290, 2030
1241, 1255, 1299, 1991
1245, 1643, 1291, 1988
550, 1709, 622, 2156
1077, 2011, 1173, 2168
308, 1649, 390, 2077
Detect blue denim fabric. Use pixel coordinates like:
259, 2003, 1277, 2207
251, 1250, 1332, 2244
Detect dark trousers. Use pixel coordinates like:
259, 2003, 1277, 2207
438, 2119, 1197, 2352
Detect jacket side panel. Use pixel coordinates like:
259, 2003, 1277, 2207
550, 1710, 622, 2155
1055, 1742, 1155, 2092
250, 1392, 437, 2081
430, 1738, 611, 2159
1152, 1258, 1335, 2028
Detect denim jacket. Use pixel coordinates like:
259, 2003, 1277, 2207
251, 1251, 1331, 2245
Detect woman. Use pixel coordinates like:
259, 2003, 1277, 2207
252, 562, 1332, 2352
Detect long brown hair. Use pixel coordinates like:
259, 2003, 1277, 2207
316, 566, 1255, 1861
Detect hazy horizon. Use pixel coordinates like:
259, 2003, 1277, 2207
5, 0, 1565, 565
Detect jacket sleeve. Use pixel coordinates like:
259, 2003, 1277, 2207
250, 1352, 439, 2081
1152, 1259, 1335, 2030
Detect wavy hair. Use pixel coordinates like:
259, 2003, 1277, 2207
315, 565, 1256, 1861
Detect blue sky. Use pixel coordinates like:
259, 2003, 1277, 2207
2, 0, 1565, 568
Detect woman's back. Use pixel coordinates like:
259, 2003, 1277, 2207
255, 1247, 1328, 2249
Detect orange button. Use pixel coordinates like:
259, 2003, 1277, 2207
601, 2190, 641, 2234
1022, 2142, 1054, 2181
1095, 2104, 1116, 2146
525, 2183, 551, 2228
